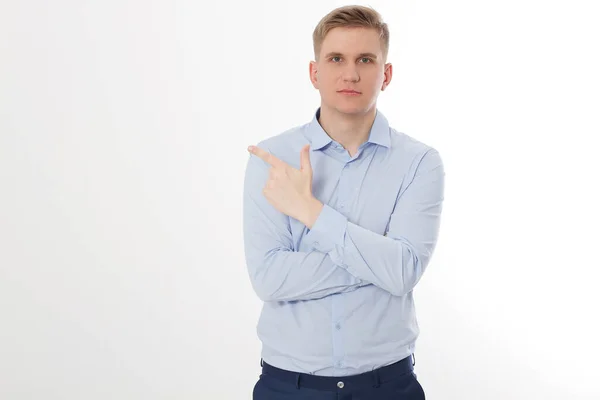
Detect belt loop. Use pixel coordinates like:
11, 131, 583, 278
260, 358, 263, 367
412, 353, 416, 367
372, 368, 381, 388
295, 373, 301, 389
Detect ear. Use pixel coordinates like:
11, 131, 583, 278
309, 61, 319, 89
381, 62, 393, 91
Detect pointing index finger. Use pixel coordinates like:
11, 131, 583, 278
248, 145, 285, 168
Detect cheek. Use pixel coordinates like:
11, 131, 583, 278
318, 79, 337, 95
318, 72, 336, 86
365, 72, 385, 91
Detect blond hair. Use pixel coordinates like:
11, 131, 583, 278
312, 5, 390, 62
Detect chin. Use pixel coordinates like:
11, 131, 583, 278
333, 103, 372, 116
320, 94, 376, 116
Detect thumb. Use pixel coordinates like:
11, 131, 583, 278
300, 144, 312, 172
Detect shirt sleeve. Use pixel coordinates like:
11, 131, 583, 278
303, 148, 445, 297
243, 147, 368, 302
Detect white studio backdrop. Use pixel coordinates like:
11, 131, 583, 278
1, 0, 599, 399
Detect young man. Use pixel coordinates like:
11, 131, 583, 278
244, 5, 444, 399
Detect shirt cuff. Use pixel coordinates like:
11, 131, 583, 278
305, 204, 347, 254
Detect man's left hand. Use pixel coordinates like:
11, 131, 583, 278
247, 144, 323, 229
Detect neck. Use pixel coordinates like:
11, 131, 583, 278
317, 104, 377, 156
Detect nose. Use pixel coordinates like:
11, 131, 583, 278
341, 64, 359, 83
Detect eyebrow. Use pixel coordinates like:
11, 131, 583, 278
324, 52, 378, 59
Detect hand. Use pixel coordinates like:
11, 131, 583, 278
247, 144, 323, 228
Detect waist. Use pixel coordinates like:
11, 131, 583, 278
261, 355, 414, 391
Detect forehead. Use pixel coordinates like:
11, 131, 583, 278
320, 27, 383, 56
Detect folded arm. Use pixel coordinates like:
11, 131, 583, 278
243, 150, 367, 302
304, 149, 445, 297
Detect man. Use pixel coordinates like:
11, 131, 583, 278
243, 5, 444, 399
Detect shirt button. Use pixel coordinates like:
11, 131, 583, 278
313, 241, 319, 247
335, 323, 341, 330
337, 381, 345, 388
335, 361, 342, 368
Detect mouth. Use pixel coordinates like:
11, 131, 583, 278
338, 90, 361, 96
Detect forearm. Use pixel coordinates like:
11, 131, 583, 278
245, 245, 368, 302
306, 215, 428, 296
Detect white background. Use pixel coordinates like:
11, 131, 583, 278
1, 0, 599, 399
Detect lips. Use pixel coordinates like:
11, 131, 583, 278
338, 90, 361, 95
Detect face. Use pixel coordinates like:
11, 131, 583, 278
310, 27, 392, 116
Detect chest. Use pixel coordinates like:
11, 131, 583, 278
290, 148, 407, 250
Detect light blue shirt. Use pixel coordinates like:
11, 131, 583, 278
243, 107, 445, 376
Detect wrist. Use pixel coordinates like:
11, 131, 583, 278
302, 197, 323, 229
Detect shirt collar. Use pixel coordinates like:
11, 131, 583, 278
306, 107, 391, 151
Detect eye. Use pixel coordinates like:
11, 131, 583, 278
360, 57, 372, 63
331, 56, 342, 62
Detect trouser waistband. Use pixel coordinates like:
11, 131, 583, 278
260, 354, 415, 391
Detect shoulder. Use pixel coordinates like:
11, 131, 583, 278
387, 128, 444, 179
390, 128, 439, 158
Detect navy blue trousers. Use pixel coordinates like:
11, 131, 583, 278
253, 355, 425, 400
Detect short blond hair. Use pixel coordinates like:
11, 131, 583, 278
312, 5, 390, 62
